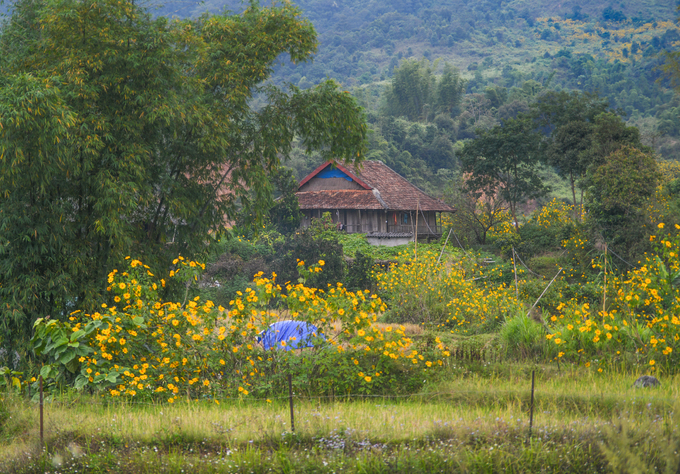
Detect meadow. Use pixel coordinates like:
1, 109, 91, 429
1, 366, 679, 473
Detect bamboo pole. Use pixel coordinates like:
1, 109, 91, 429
603, 243, 607, 314
528, 370, 535, 440
437, 228, 453, 265
526, 268, 563, 319
512, 248, 519, 299
288, 373, 295, 432
414, 200, 419, 261
39, 375, 44, 448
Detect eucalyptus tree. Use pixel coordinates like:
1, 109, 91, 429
586, 146, 660, 257
532, 91, 609, 219
0, 0, 366, 352
460, 117, 548, 229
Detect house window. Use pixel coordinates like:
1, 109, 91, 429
403, 213, 408, 224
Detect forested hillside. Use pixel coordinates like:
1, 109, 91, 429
142, 0, 680, 189
3, 0, 679, 192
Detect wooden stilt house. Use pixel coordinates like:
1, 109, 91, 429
296, 161, 454, 244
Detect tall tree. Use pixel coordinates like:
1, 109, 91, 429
383, 58, 435, 121
436, 63, 466, 114
532, 90, 610, 132
532, 91, 613, 220
545, 121, 593, 219
444, 173, 508, 245
267, 167, 302, 236
460, 117, 548, 229
586, 146, 660, 257
0, 0, 366, 353
584, 112, 648, 169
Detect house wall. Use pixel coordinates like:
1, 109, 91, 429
301, 209, 442, 235
298, 177, 364, 192
301, 209, 384, 233
384, 211, 439, 234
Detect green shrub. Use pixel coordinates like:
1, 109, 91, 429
499, 313, 546, 358
346, 251, 376, 292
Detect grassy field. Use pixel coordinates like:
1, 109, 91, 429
2, 364, 678, 473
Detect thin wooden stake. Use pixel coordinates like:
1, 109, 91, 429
526, 268, 563, 319
603, 243, 607, 314
512, 248, 519, 299
437, 228, 453, 266
39, 375, 44, 448
528, 370, 535, 440
414, 200, 419, 261
288, 373, 295, 433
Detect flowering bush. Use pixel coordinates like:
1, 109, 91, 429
546, 223, 680, 373
32, 257, 451, 400
376, 249, 524, 333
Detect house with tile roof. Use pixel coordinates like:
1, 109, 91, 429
296, 160, 454, 245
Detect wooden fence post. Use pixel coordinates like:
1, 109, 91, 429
288, 373, 295, 433
39, 375, 44, 448
528, 370, 535, 441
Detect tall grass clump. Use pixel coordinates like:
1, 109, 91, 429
498, 313, 547, 359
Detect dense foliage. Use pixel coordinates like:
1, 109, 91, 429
0, 0, 366, 356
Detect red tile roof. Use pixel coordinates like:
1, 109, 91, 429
296, 189, 384, 210
296, 161, 454, 212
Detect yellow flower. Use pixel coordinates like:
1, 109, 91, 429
364, 376, 372, 382
119, 283, 126, 290
649, 360, 656, 366
318, 260, 325, 266
658, 223, 665, 229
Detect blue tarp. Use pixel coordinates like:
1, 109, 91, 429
258, 321, 325, 351
317, 167, 352, 181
